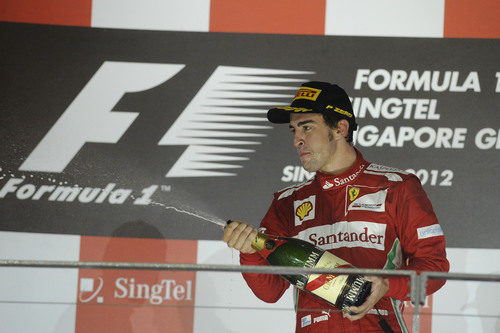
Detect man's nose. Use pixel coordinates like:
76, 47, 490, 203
294, 133, 304, 148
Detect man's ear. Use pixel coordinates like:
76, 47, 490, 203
336, 119, 350, 140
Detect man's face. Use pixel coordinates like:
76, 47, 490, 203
289, 113, 336, 173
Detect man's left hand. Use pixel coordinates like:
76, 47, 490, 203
344, 276, 389, 321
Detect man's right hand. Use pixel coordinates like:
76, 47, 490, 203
222, 221, 258, 254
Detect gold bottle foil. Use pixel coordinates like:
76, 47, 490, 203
251, 233, 268, 252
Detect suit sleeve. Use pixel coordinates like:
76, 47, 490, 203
385, 175, 450, 300
239, 195, 291, 303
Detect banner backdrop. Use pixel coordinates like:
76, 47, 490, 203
1, 21, 499, 333
1, 22, 499, 248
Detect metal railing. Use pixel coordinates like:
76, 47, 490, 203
1, 260, 499, 333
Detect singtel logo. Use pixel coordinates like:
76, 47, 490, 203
114, 278, 193, 305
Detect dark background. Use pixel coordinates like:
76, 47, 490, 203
1, 22, 498, 248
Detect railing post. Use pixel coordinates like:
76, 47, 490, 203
410, 271, 421, 333
416, 272, 432, 333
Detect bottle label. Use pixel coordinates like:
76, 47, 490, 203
293, 247, 324, 289
304, 251, 351, 305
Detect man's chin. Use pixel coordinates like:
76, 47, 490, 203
301, 162, 318, 173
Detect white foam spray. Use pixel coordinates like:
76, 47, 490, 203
2, 166, 227, 228
149, 201, 227, 227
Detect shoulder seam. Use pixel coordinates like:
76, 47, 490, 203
276, 179, 314, 194
276, 180, 314, 200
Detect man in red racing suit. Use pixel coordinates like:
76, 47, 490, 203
239, 149, 448, 332
223, 82, 449, 332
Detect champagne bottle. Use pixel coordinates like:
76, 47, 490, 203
251, 232, 372, 314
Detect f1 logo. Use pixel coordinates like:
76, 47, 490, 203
19, 61, 185, 172
19, 62, 310, 177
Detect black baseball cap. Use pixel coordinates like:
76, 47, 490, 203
267, 81, 358, 131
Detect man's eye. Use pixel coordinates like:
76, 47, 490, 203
303, 126, 310, 131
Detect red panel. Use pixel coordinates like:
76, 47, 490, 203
210, 0, 326, 35
76, 236, 197, 333
78, 235, 197, 263
403, 295, 433, 333
0, 0, 91, 27
444, 0, 500, 38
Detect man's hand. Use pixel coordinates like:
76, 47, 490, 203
344, 276, 389, 321
222, 221, 258, 254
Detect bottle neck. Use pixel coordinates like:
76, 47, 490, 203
251, 233, 269, 252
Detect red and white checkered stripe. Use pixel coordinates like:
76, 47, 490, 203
1, 0, 499, 38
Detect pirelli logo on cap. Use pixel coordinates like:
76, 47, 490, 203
293, 87, 321, 101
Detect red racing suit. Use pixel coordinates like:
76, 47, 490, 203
240, 150, 449, 332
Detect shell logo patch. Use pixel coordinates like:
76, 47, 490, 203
294, 195, 316, 226
296, 201, 313, 220
293, 87, 321, 101
349, 187, 360, 201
